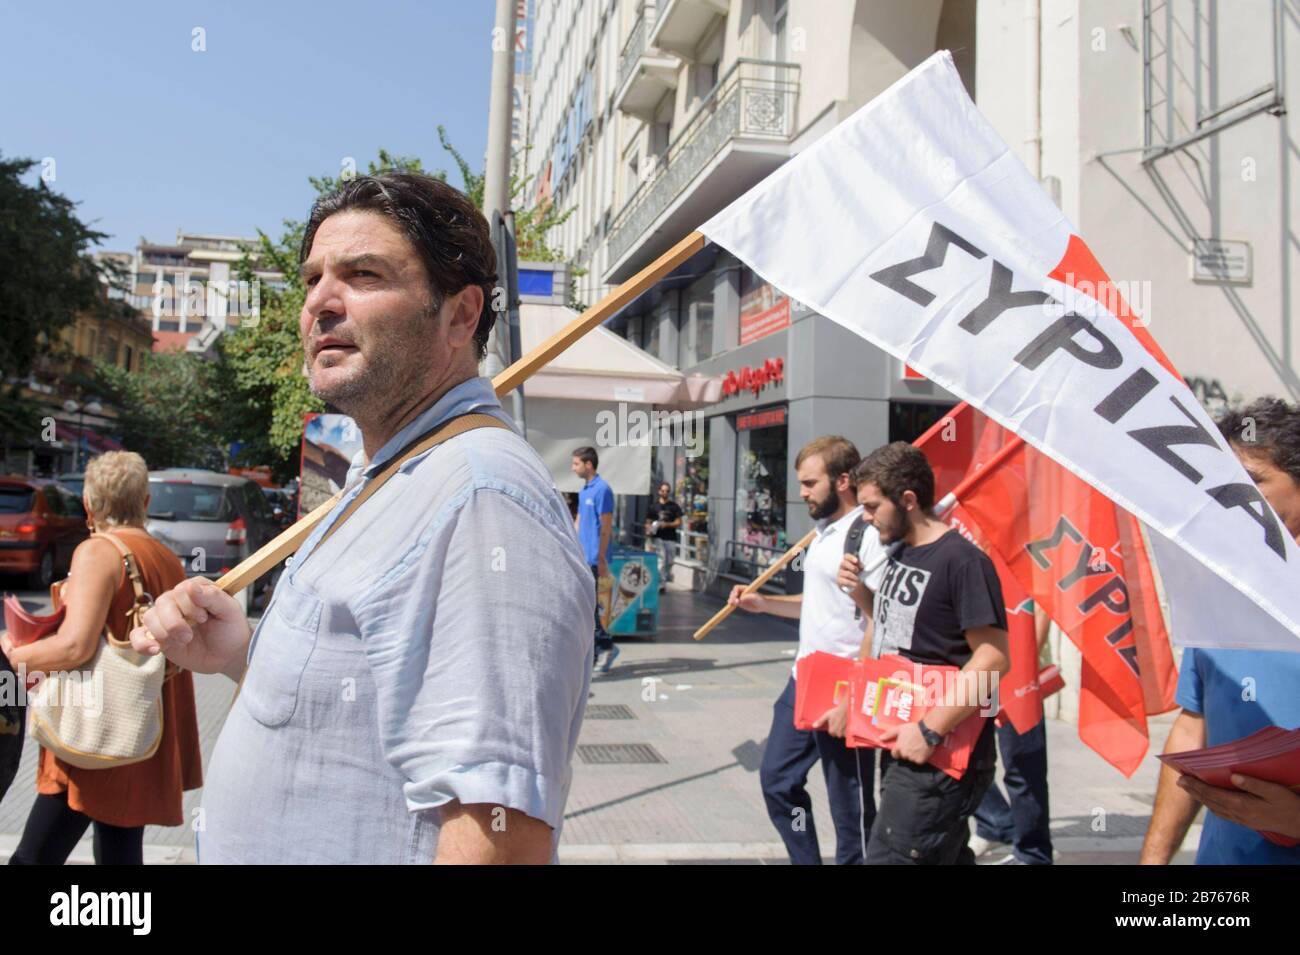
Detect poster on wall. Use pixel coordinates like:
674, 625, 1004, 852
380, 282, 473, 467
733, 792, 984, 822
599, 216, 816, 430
299, 413, 362, 517
739, 279, 791, 345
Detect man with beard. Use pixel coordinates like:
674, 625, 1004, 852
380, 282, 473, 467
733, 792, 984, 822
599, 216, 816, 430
728, 436, 887, 864
130, 172, 594, 864
848, 442, 1010, 865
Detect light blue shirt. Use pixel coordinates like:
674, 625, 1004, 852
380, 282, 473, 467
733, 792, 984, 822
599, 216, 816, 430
198, 377, 595, 863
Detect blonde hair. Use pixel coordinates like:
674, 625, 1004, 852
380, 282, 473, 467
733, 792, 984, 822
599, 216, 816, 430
83, 451, 150, 526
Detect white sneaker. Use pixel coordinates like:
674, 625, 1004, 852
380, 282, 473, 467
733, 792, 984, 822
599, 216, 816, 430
969, 834, 1008, 858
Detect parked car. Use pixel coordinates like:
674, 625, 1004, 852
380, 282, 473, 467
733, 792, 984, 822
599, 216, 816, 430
57, 472, 86, 496
0, 477, 91, 589
261, 487, 296, 530
145, 470, 283, 608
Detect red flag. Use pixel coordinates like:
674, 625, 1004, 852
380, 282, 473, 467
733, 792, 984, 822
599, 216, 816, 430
918, 416, 1043, 734
946, 506, 1044, 733
915, 402, 1177, 776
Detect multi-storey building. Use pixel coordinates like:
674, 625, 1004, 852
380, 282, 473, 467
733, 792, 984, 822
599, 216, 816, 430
102, 231, 287, 354
523, 0, 1298, 727
522, 0, 973, 581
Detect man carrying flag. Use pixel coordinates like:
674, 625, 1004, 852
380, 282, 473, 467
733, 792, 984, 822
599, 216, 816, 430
1142, 399, 1300, 864
848, 442, 1009, 865
728, 436, 886, 864
125, 172, 594, 864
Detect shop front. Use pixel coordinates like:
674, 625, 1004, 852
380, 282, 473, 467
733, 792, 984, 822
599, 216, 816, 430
610, 245, 957, 596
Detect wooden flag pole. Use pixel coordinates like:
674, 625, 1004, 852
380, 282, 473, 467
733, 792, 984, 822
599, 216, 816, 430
215, 230, 707, 596
692, 529, 817, 642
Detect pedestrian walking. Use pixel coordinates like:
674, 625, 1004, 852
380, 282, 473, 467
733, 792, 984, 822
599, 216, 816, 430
850, 442, 1010, 865
730, 436, 886, 864
131, 172, 594, 864
645, 481, 682, 591
4, 451, 202, 865
572, 447, 619, 672
1142, 398, 1300, 864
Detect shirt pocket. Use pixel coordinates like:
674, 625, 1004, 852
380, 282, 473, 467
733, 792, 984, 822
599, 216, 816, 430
241, 577, 323, 727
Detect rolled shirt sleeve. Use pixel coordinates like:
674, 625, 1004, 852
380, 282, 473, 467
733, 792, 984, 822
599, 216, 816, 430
354, 484, 595, 830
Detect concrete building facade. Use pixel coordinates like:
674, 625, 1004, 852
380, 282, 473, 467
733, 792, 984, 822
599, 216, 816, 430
522, 0, 971, 587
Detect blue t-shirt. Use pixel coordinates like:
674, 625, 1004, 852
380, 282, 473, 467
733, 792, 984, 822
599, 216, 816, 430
577, 474, 614, 565
1175, 648, 1300, 865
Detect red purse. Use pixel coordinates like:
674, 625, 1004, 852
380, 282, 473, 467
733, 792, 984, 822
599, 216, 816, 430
3, 580, 67, 647
3, 596, 64, 647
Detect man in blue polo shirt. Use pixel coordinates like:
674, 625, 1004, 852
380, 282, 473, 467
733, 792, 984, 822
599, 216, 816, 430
1142, 398, 1300, 864
572, 446, 618, 672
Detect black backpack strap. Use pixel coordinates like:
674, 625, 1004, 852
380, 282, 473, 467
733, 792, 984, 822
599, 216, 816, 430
843, 514, 870, 620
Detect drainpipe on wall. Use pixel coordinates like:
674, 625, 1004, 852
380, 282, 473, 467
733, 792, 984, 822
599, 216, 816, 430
1025, 0, 1042, 179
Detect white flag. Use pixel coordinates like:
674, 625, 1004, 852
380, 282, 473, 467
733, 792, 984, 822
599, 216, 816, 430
701, 51, 1300, 653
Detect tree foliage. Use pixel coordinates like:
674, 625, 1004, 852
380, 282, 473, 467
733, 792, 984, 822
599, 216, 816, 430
93, 351, 225, 470
0, 153, 111, 438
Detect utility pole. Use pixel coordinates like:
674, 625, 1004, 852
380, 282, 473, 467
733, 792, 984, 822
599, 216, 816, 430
482, 0, 525, 430
483, 0, 516, 230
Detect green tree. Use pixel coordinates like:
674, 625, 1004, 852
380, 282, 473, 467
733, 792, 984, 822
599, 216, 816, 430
0, 153, 111, 437
436, 126, 572, 262
93, 351, 225, 470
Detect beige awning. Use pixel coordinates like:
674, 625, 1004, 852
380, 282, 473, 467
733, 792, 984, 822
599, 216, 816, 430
517, 302, 721, 408
514, 302, 719, 496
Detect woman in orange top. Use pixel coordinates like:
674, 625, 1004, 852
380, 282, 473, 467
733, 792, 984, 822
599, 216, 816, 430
2, 451, 202, 864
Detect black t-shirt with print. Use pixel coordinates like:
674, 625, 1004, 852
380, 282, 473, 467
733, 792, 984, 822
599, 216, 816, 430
872, 529, 1007, 666
646, 500, 683, 541
871, 530, 1008, 767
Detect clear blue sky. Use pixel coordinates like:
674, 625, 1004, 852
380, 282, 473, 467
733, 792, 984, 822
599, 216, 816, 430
1, 1, 496, 251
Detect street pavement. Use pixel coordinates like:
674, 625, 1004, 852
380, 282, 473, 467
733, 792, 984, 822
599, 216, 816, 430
0, 578, 1199, 864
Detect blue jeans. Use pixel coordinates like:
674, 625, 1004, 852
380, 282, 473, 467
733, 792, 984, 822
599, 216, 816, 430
590, 565, 613, 655
973, 719, 1053, 864
760, 676, 876, 864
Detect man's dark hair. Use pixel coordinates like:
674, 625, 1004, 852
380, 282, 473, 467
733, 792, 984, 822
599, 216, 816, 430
300, 172, 497, 360
1217, 398, 1300, 484
573, 446, 599, 470
852, 441, 936, 511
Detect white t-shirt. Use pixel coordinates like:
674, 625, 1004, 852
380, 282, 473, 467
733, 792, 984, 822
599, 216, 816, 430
794, 506, 888, 673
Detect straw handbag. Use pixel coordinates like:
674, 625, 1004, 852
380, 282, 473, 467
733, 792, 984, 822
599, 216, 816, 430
28, 532, 170, 770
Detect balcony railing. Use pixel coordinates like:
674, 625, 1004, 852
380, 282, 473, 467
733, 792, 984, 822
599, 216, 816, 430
607, 58, 800, 267
618, 4, 656, 92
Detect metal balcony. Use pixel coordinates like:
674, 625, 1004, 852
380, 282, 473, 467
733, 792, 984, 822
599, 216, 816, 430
648, 0, 729, 60
615, 4, 680, 122
605, 58, 800, 283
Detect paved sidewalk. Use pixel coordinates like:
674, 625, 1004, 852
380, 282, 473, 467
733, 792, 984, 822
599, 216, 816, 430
0, 587, 1199, 864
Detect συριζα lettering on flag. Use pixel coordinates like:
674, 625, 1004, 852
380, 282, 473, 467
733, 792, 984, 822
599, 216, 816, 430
700, 50, 1300, 656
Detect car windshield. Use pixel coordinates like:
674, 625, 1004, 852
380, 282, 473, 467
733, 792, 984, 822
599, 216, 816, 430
148, 481, 231, 522
0, 488, 34, 513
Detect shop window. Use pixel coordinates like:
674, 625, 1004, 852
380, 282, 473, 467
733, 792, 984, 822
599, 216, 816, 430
735, 406, 787, 565
679, 271, 714, 367
889, 401, 958, 444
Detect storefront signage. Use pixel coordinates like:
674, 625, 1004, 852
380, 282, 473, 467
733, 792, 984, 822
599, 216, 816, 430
721, 357, 784, 398
740, 282, 792, 345
737, 406, 787, 430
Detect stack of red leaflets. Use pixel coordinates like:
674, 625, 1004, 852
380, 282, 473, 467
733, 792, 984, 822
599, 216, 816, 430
793, 651, 860, 730
845, 654, 988, 780
1159, 726, 1300, 847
